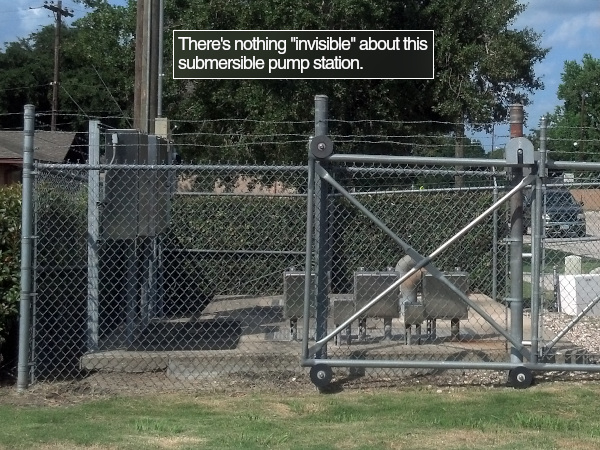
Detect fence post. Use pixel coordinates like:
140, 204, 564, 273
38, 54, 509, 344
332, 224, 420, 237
87, 120, 100, 351
17, 104, 35, 391
492, 169, 498, 301
314, 94, 330, 359
508, 104, 525, 364
529, 116, 548, 363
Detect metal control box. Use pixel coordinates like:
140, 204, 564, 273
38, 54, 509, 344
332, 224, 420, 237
402, 302, 426, 325
332, 297, 356, 324
353, 270, 400, 318
102, 130, 171, 239
422, 273, 469, 320
283, 270, 316, 319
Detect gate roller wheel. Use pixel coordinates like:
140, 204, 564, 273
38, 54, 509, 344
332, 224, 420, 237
508, 366, 533, 389
310, 364, 333, 388
309, 135, 334, 159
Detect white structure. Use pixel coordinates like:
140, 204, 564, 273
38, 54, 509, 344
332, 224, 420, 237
559, 274, 600, 316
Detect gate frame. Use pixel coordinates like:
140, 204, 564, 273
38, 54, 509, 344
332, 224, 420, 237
301, 96, 600, 387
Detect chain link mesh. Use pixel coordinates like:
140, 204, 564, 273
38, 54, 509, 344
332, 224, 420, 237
537, 172, 600, 365
304, 162, 511, 375
28, 155, 600, 388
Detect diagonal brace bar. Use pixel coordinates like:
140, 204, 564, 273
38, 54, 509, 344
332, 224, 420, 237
543, 294, 600, 356
307, 165, 535, 359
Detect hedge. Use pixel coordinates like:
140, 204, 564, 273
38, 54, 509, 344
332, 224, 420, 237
0, 184, 21, 348
168, 191, 508, 299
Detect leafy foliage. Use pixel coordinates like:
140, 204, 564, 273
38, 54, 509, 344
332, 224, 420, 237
162, 0, 546, 162
0, 1, 135, 131
1, 0, 546, 163
0, 185, 21, 347
168, 192, 506, 298
545, 54, 600, 161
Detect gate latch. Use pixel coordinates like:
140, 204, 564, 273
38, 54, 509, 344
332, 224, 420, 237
505, 137, 534, 166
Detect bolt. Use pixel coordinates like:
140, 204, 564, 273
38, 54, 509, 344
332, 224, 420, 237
317, 142, 326, 151
516, 373, 526, 382
317, 370, 326, 380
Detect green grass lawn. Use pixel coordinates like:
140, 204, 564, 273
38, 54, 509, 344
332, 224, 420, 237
523, 245, 600, 275
2, 382, 600, 449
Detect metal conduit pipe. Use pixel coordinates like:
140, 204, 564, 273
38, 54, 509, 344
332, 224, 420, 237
395, 255, 423, 303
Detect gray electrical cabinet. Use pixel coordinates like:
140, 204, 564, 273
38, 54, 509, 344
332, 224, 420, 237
102, 130, 171, 239
422, 272, 469, 320
353, 269, 400, 318
282, 270, 316, 319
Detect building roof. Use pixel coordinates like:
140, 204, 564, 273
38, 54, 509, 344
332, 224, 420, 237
0, 130, 77, 163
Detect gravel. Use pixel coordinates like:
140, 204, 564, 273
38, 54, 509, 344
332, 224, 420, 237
543, 312, 600, 357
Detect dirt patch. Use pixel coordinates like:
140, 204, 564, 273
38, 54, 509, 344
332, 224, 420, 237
3, 369, 600, 407
141, 436, 207, 449
402, 429, 517, 449
556, 437, 600, 450
266, 401, 296, 418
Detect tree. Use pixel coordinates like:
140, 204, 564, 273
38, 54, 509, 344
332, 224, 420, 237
0, 1, 134, 131
1, 0, 547, 164
545, 54, 600, 161
161, 0, 546, 162
0, 28, 55, 129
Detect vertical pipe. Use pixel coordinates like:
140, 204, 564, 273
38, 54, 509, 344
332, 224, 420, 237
492, 169, 498, 301
554, 266, 561, 313
302, 157, 316, 360
125, 240, 138, 347
509, 104, 524, 364
156, 0, 164, 117
529, 116, 547, 364
314, 94, 329, 359
17, 104, 35, 391
87, 120, 100, 351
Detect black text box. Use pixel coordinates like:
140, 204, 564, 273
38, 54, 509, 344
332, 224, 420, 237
173, 30, 434, 80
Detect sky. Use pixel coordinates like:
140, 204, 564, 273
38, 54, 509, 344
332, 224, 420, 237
1, 0, 598, 152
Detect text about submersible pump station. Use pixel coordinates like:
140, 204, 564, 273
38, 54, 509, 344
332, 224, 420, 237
173, 30, 434, 79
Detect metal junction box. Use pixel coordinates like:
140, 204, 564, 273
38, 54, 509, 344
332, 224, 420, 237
283, 270, 316, 319
102, 130, 171, 239
353, 270, 400, 318
422, 273, 469, 320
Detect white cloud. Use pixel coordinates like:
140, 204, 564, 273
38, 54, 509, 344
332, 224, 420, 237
17, 1, 53, 38
546, 11, 600, 48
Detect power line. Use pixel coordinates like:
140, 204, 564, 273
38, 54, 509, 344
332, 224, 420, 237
92, 65, 132, 127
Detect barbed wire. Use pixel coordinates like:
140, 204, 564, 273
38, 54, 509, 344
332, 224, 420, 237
548, 138, 599, 143
6, 110, 594, 134
0, 83, 52, 92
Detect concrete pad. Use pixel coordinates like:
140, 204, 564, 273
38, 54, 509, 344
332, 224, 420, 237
80, 292, 577, 380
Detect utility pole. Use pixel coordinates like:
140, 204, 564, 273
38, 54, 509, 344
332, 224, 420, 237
134, 0, 160, 134
43, 0, 73, 131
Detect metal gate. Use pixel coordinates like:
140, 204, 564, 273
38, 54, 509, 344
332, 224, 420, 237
300, 97, 600, 389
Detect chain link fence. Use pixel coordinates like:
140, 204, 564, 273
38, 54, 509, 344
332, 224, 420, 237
536, 171, 600, 367
15, 105, 600, 391
28, 156, 515, 386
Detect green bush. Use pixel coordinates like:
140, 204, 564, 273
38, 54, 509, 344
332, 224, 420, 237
0, 185, 22, 347
168, 191, 508, 299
